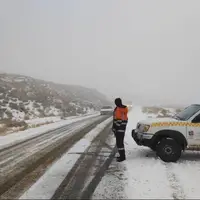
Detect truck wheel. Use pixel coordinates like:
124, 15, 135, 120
150, 146, 156, 151
156, 138, 181, 162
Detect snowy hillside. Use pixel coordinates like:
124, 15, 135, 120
0, 73, 110, 121
142, 106, 183, 118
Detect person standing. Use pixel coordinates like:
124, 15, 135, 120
112, 98, 128, 162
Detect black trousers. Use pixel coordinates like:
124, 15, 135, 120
114, 131, 126, 158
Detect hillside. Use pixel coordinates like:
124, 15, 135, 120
0, 73, 111, 121
142, 106, 183, 118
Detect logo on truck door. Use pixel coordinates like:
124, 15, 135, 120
189, 130, 194, 136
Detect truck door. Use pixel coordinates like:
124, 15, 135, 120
187, 113, 200, 147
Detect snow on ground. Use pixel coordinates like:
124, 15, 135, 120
19, 117, 112, 199
169, 160, 200, 199
92, 105, 200, 199
25, 112, 100, 127
0, 113, 100, 150
25, 116, 61, 126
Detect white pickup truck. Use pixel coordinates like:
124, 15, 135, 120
132, 104, 200, 162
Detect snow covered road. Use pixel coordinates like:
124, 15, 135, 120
0, 116, 102, 175
92, 106, 200, 199
0, 115, 109, 199
0, 113, 99, 150
20, 117, 114, 199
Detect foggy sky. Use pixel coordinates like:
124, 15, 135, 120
1, 0, 200, 105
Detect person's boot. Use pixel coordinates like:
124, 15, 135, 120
116, 157, 126, 162
116, 150, 126, 162
115, 152, 120, 159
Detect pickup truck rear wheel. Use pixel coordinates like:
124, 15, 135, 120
156, 138, 181, 162
150, 146, 156, 151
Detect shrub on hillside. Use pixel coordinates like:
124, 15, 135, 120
176, 108, 182, 113
1, 119, 28, 128
5, 110, 12, 118
33, 102, 40, 108
24, 115, 30, 120
55, 103, 62, 109
9, 102, 19, 110
160, 109, 167, 116
2, 99, 9, 104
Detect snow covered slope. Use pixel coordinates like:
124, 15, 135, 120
0, 73, 110, 121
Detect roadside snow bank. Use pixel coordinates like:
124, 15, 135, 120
25, 116, 61, 126
0, 113, 99, 150
19, 117, 112, 199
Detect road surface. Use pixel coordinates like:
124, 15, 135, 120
0, 115, 115, 199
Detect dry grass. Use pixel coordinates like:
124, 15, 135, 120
0, 119, 28, 128
0, 125, 7, 135
28, 121, 53, 128
0, 119, 54, 136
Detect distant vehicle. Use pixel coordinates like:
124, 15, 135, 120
100, 106, 113, 115
132, 104, 200, 163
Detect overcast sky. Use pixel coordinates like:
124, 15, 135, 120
0, 0, 200, 105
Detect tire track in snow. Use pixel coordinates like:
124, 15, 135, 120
165, 163, 186, 200
0, 116, 108, 199
0, 116, 103, 174
51, 123, 114, 199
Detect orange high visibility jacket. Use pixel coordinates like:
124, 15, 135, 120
113, 106, 128, 132
114, 107, 128, 121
